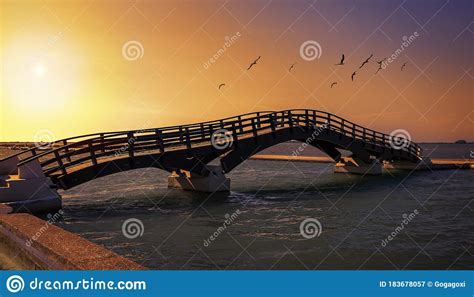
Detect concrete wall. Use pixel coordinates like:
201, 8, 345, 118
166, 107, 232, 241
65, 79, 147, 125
0, 211, 144, 270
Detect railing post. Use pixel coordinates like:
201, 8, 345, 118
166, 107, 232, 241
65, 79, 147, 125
391, 136, 395, 154
127, 132, 135, 162
339, 119, 344, 139
63, 139, 71, 162
237, 116, 243, 133
231, 122, 239, 147
209, 123, 214, 140
100, 133, 105, 153
251, 118, 258, 143
269, 114, 276, 139
200, 123, 205, 139
155, 129, 164, 153
220, 120, 224, 129
256, 112, 261, 128
88, 142, 98, 166
185, 127, 192, 152
305, 110, 309, 131
288, 110, 293, 133
179, 126, 183, 142
54, 150, 67, 176
372, 131, 376, 149
326, 114, 331, 135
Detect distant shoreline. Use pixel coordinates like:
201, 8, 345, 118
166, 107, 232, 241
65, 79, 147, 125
250, 154, 474, 167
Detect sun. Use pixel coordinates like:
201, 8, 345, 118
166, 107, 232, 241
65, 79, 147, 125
3, 40, 81, 114
32, 63, 47, 77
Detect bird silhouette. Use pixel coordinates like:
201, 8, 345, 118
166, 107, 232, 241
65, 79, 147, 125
375, 58, 387, 74
288, 63, 296, 72
359, 54, 373, 69
351, 71, 357, 81
330, 82, 337, 88
335, 54, 345, 65
401, 62, 407, 71
218, 83, 225, 90
247, 56, 261, 71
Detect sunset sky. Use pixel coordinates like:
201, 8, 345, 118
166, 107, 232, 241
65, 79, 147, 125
1, 0, 472, 142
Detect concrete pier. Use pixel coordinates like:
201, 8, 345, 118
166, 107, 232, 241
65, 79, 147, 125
334, 156, 383, 175
168, 165, 230, 192
0, 155, 18, 176
0, 159, 62, 214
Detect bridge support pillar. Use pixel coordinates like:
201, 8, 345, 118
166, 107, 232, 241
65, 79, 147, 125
334, 156, 383, 175
168, 165, 230, 192
0, 156, 19, 176
0, 160, 62, 214
383, 157, 432, 171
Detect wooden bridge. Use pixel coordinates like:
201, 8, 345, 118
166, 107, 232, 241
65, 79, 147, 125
0, 109, 425, 212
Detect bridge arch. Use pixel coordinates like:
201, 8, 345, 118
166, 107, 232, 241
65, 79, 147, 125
219, 127, 343, 173
1, 109, 422, 192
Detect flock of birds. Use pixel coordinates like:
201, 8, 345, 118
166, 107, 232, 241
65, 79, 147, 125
217, 54, 409, 90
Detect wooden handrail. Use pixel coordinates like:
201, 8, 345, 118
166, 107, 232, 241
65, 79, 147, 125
7, 109, 422, 178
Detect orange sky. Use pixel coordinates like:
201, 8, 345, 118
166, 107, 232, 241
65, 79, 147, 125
1, 0, 473, 142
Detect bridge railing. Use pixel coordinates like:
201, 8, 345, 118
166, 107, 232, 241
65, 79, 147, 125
281, 109, 422, 158
14, 111, 276, 176
8, 109, 422, 178
0, 111, 275, 164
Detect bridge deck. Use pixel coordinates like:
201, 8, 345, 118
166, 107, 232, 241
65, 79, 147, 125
1, 109, 422, 189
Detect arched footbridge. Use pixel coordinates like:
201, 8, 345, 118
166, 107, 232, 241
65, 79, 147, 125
1, 109, 423, 195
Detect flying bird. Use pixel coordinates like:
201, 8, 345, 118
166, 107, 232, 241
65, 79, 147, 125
288, 63, 296, 72
218, 83, 225, 90
359, 54, 373, 69
335, 54, 345, 65
401, 62, 407, 71
247, 56, 261, 71
330, 82, 337, 88
375, 58, 387, 74
351, 71, 357, 81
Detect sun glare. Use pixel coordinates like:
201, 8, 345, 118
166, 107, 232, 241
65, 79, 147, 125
32, 63, 47, 77
4, 39, 81, 115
